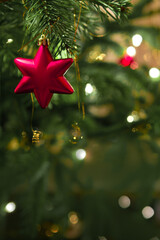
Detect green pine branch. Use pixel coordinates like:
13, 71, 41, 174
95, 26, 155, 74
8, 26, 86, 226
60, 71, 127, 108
23, 0, 132, 56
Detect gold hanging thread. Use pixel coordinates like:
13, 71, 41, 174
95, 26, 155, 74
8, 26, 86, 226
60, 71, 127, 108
18, 32, 42, 52
89, 32, 106, 38
73, 3, 85, 119
30, 93, 34, 131
30, 93, 42, 144
74, 3, 82, 41
74, 56, 81, 111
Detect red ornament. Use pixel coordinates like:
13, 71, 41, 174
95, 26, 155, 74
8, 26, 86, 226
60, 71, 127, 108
119, 54, 134, 67
14, 45, 74, 108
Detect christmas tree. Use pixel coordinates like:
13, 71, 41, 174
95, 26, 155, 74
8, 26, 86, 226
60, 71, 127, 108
0, 0, 160, 239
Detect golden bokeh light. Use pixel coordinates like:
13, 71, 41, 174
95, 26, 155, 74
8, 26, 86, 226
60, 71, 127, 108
68, 211, 79, 225
50, 224, 59, 233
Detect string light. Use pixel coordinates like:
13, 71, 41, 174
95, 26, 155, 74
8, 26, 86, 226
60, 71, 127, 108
126, 46, 136, 57
45, 230, 53, 237
127, 111, 140, 123
96, 53, 106, 61
7, 138, 19, 151
6, 39, 13, 44
127, 115, 134, 123
118, 195, 131, 209
99, 236, 107, 240
149, 68, 160, 79
68, 211, 79, 224
131, 111, 139, 121
130, 61, 138, 70
5, 202, 16, 213
50, 224, 59, 233
76, 149, 86, 160
142, 206, 154, 219
85, 83, 94, 95
132, 34, 143, 47
150, 237, 159, 240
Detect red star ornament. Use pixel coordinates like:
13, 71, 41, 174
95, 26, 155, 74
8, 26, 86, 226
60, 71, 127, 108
14, 45, 74, 108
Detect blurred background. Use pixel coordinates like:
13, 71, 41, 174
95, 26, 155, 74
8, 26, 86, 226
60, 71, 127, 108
0, 0, 160, 239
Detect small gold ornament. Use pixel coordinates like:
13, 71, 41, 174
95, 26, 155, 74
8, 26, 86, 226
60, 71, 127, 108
70, 122, 83, 144
32, 130, 42, 144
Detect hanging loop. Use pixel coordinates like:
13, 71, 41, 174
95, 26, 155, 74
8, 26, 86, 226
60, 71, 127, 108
38, 34, 50, 46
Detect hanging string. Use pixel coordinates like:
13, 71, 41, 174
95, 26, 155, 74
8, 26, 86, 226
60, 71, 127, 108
30, 93, 34, 132
73, 3, 85, 119
74, 4, 82, 41
89, 32, 106, 38
74, 55, 81, 111
30, 93, 42, 144
18, 32, 42, 52
82, 102, 85, 120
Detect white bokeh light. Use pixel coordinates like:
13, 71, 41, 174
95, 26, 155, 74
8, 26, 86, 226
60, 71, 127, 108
118, 195, 131, 209
127, 115, 134, 123
149, 68, 160, 79
76, 149, 86, 160
132, 34, 143, 47
126, 46, 136, 57
6, 39, 13, 44
142, 206, 154, 219
85, 83, 94, 95
99, 236, 107, 240
5, 202, 16, 213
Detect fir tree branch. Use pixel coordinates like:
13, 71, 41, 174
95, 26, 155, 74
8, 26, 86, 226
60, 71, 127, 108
23, 0, 132, 57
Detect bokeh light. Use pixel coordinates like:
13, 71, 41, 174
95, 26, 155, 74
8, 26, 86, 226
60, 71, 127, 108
5, 202, 16, 213
99, 236, 107, 240
132, 34, 143, 47
118, 195, 131, 209
45, 230, 53, 237
6, 38, 13, 44
68, 211, 79, 224
50, 224, 59, 233
127, 115, 134, 123
149, 68, 160, 79
142, 206, 154, 219
126, 46, 136, 57
150, 237, 159, 240
85, 83, 94, 95
76, 149, 86, 160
